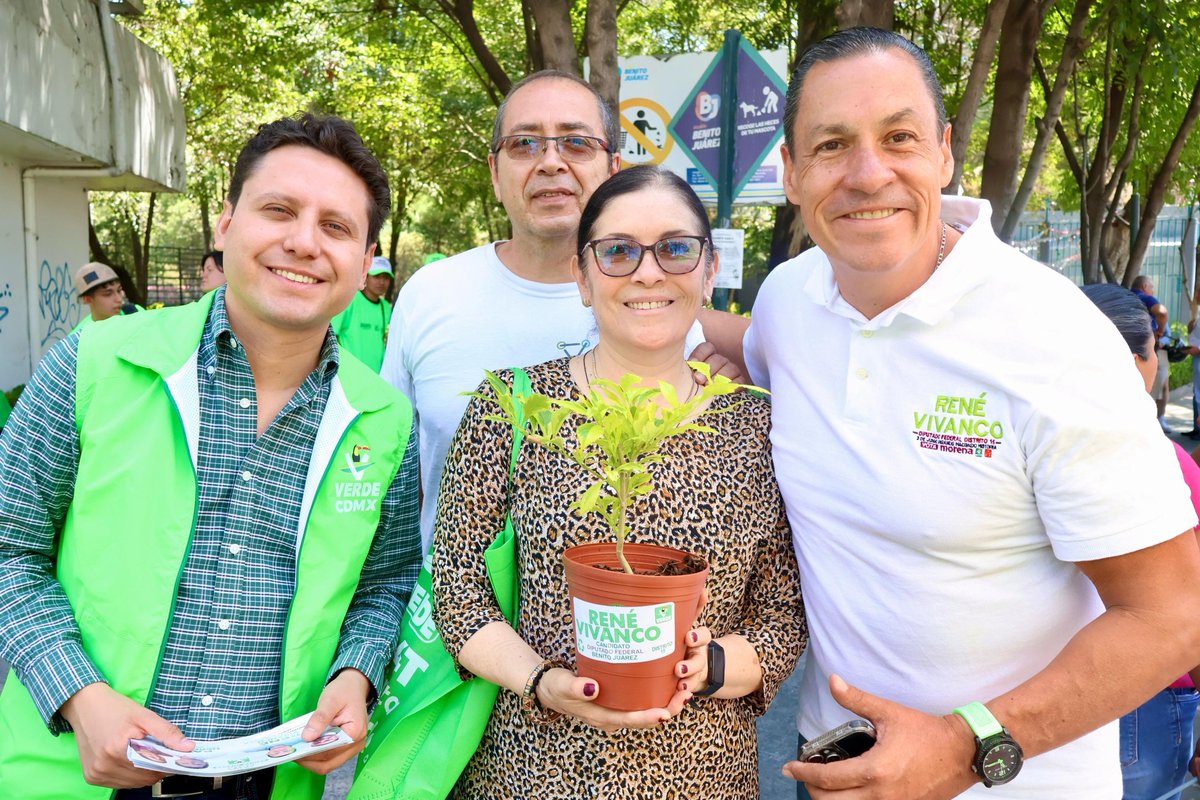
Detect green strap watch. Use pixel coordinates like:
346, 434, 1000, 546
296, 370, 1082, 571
952, 701, 1023, 788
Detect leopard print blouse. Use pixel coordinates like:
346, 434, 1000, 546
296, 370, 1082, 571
432, 357, 805, 799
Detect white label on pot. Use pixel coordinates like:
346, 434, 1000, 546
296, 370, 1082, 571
572, 599, 676, 664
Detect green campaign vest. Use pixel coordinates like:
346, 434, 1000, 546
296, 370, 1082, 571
330, 292, 390, 373
0, 293, 412, 800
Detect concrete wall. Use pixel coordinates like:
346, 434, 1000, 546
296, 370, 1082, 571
0, 162, 29, 387
0, 0, 184, 390
1, 0, 185, 189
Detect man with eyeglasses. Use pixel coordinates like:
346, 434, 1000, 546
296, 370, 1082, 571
381, 70, 731, 553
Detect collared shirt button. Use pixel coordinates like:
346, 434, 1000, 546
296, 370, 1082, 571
206, 365, 216, 375
228, 544, 242, 555
860, 330, 875, 338
200, 694, 214, 707
217, 619, 231, 631
854, 368, 869, 380
241, 470, 252, 482
230, 338, 239, 350
239, 397, 251, 409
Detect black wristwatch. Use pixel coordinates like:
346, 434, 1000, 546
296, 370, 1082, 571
692, 640, 725, 697
953, 702, 1024, 787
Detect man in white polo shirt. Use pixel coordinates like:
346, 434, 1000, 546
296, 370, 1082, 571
743, 28, 1200, 799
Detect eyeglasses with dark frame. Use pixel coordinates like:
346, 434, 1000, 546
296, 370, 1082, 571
493, 134, 610, 163
583, 236, 710, 278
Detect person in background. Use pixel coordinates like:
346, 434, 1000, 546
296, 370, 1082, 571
381, 70, 740, 555
1081, 282, 1200, 800
331, 255, 393, 372
72, 262, 134, 331
199, 250, 226, 293
1132, 275, 1172, 432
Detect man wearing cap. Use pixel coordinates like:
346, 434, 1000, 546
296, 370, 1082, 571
72, 262, 136, 332
331, 256, 393, 373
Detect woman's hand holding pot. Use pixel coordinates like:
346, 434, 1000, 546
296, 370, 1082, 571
535, 668, 692, 731
676, 626, 712, 695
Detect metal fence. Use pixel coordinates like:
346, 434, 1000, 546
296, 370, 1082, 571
144, 246, 207, 307
1011, 206, 1199, 326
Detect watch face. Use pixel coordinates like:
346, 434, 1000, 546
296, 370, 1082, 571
980, 742, 1022, 784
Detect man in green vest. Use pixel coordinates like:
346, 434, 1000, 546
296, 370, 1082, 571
330, 255, 393, 372
0, 113, 421, 800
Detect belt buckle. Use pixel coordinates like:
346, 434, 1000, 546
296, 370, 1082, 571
151, 775, 223, 798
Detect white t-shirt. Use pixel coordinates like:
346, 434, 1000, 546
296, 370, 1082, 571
745, 197, 1196, 798
381, 242, 705, 552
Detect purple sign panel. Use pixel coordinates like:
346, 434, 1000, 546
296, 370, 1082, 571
669, 40, 788, 198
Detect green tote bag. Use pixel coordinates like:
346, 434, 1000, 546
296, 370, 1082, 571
348, 368, 530, 800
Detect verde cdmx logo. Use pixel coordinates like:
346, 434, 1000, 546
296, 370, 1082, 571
336, 443, 383, 513
342, 443, 374, 480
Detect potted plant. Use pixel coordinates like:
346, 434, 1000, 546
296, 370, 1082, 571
471, 363, 753, 710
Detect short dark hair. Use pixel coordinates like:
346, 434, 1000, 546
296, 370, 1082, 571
784, 27, 947, 153
202, 250, 223, 268
1081, 283, 1154, 359
491, 70, 618, 155
228, 113, 390, 246
576, 165, 713, 267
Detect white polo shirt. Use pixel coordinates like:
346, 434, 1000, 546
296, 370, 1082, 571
745, 197, 1196, 798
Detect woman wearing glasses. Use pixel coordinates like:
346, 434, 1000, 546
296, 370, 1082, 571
431, 165, 803, 798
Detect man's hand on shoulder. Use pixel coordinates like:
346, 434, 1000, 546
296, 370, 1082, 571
60, 682, 193, 789
694, 308, 751, 382
296, 667, 371, 775
781, 675, 978, 799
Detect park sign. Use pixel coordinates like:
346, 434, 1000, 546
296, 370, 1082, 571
589, 45, 789, 206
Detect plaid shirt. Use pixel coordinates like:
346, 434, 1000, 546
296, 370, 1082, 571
0, 288, 421, 738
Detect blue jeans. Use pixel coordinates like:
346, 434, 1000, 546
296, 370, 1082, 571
1120, 686, 1200, 800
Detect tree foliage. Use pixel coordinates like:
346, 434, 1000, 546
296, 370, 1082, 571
94, 0, 1200, 303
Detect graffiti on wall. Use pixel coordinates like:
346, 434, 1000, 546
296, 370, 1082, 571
39, 260, 79, 345
0, 283, 11, 333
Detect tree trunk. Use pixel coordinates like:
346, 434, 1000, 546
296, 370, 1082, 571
947, 0, 1010, 193
199, 180, 212, 249
437, 0, 512, 99
526, 0, 579, 74
835, 0, 894, 29
1126, 69, 1200, 281
998, 0, 1093, 241
139, 192, 156, 305
584, 0, 619, 112
980, 0, 1051, 234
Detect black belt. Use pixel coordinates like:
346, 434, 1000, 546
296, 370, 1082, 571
147, 768, 273, 798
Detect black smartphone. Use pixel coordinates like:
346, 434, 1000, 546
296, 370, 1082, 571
797, 719, 877, 764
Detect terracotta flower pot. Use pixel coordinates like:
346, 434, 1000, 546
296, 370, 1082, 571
562, 541, 709, 711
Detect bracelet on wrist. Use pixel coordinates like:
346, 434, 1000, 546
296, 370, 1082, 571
520, 659, 565, 724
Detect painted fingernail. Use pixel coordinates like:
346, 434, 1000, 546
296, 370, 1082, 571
680, 664, 688, 675
583, 683, 596, 697
681, 683, 688, 691
690, 632, 698, 644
